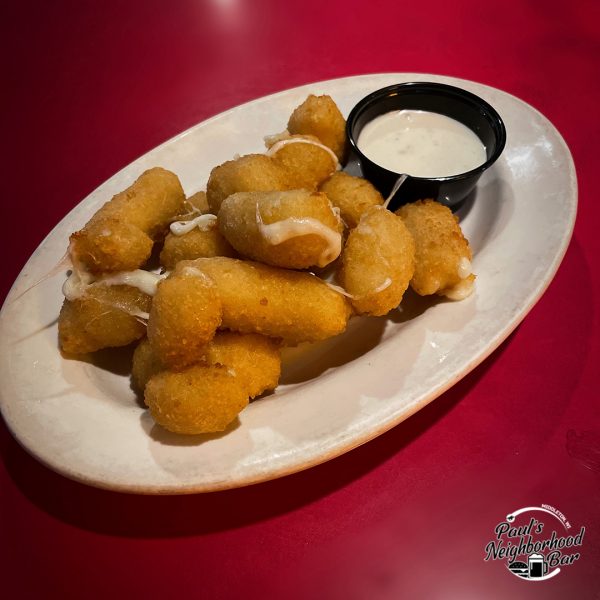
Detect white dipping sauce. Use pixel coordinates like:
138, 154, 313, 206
357, 110, 487, 178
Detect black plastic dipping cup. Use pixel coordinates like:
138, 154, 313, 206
346, 82, 507, 211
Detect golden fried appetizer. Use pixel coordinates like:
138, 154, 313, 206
59, 284, 151, 354
132, 332, 281, 399
338, 207, 415, 316
131, 337, 163, 393
186, 190, 210, 214
160, 215, 237, 269
145, 364, 249, 434
147, 268, 222, 370
70, 219, 154, 274
287, 94, 348, 163
319, 171, 384, 229
207, 332, 281, 399
206, 154, 290, 214
218, 190, 342, 269
70, 167, 185, 273
267, 134, 338, 189
175, 257, 351, 345
396, 199, 475, 299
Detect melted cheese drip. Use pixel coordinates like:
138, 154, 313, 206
129, 309, 150, 321
97, 270, 167, 296
371, 277, 392, 294
264, 130, 291, 147
308, 275, 391, 300
256, 205, 342, 268
177, 265, 214, 285
443, 277, 475, 301
383, 174, 408, 210
266, 137, 341, 171
457, 256, 472, 279
323, 280, 355, 298
170, 214, 217, 236
62, 264, 94, 301
62, 245, 168, 302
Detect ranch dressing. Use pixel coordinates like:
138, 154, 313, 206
357, 110, 487, 177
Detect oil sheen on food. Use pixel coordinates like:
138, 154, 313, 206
357, 110, 487, 177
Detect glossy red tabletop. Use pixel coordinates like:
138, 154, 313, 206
1, 1, 599, 597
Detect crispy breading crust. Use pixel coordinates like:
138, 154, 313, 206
59, 284, 151, 354
287, 95, 348, 163
218, 190, 342, 269
70, 167, 185, 273
206, 332, 281, 399
396, 199, 474, 297
338, 206, 415, 316
320, 171, 384, 229
270, 135, 337, 189
174, 257, 351, 345
206, 154, 290, 214
145, 364, 249, 434
147, 270, 222, 370
160, 222, 237, 269
186, 191, 210, 214
132, 332, 281, 399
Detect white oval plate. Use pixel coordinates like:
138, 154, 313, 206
0, 74, 576, 494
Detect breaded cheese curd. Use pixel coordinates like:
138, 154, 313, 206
147, 268, 222, 370
59, 284, 151, 354
287, 94, 348, 163
207, 332, 281, 398
70, 167, 185, 273
218, 190, 343, 269
206, 154, 290, 214
132, 337, 163, 393
174, 257, 352, 345
267, 134, 339, 189
396, 199, 475, 299
132, 332, 281, 399
145, 364, 249, 434
185, 190, 210, 214
160, 213, 237, 269
319, 171, 384, 229
338, 206, 415, 316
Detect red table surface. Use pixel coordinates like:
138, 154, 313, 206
1, 0, 599, 598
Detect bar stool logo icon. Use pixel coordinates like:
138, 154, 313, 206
484, 504, 585, 581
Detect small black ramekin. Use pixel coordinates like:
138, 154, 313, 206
346, 82, 506, 210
